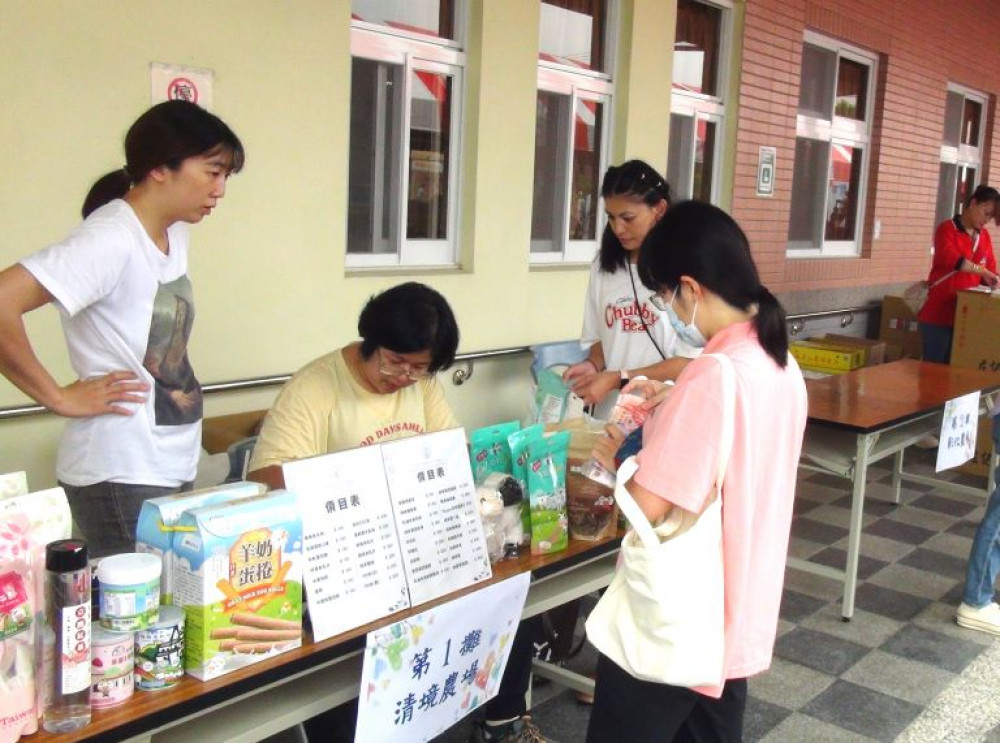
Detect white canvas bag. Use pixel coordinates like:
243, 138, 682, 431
585, 353, 735, 688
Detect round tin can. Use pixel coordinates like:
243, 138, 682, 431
97, 553, 161, 632
134, 605, 185, 690
90, 627, 134, 708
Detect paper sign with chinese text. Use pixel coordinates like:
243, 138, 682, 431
381, 428, 492, 607
936, 392, 980, 472
355, 573, 530, 743
284, 446, 409, 642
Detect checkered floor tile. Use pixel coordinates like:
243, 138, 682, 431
428, 447, 1000, 743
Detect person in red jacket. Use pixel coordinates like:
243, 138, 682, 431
918, 185, 1000, 363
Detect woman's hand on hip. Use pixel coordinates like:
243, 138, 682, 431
55, 371, 149, 417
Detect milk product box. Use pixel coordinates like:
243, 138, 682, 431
171, 491, 303, 681
135, 481, 266, 605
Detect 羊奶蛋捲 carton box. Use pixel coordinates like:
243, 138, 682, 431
135, 481, 266, 605
171, 490, 303, 681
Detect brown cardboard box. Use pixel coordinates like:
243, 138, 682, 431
951, 289, 1000, 478
878, 296, 923, 359
821, 334, 886, 366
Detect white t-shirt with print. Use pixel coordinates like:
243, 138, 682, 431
581, 259, 700, 371
20, 199, 201, 487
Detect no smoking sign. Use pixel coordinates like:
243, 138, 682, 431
151, 63, 214, 110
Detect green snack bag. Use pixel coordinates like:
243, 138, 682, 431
534, 368, 571, 423
509, 424, 545, 542
469, 420, 520, 485
526, 430, 571, 555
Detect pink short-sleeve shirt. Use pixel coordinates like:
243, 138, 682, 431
633, 321, 808, 697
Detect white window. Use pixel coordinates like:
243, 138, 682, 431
531, 0, 616, 264
935, 85, 988, 225
787, 34, 876, 257
347, 1, 465, 268
668, 0, 731, 204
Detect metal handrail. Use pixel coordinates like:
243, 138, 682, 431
0, 303, 881, 421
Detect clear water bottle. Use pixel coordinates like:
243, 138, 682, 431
43, 539, 92, 733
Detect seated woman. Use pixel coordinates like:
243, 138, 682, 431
248, 281, 459, 487
248, 281, 551, 743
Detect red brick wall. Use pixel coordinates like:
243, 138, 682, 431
733, 0, 1000, 293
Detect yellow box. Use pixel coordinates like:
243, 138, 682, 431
789, 340, 866, 371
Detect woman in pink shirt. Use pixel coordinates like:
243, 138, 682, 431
587, 201, 808, 742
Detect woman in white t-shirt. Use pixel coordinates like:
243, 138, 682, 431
563, 160, 699, 415
0, 100, 245, 556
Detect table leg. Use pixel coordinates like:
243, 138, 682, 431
842, 432, 872, 620
891, 449, 904, 504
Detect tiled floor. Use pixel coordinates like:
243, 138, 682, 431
432, 447, 1000, 743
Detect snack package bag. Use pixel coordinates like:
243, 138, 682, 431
578, 390, 650, 487
135, 481, 266, 605
469, 420, 519, 485
0, 488, 71, 742
508, 424, 545, 543
172, 491, 303, 681
526, 431, 571, 555
0, 472, 27, 500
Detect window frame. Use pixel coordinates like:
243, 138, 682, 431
936, 83, 989, 225
530, 0, 618, 265
787, 32, 877, 259
346, 11, 466, 269
668, 0, 731, 205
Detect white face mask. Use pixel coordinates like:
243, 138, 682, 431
664, 292, 707, 348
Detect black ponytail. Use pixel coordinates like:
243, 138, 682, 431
82, 169, 132, 218
753, 286, 790, 368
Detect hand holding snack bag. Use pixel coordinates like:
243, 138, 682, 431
578, 383, 651, 487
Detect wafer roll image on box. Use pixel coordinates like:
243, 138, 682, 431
171, 491, 303, 681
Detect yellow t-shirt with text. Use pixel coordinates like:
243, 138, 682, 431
249, 347, 459, 470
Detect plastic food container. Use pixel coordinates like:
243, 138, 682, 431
96, 553, 161, 632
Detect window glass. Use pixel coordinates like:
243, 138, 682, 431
531, 91, 571, 251
788, 138, 828, 249
956, 165, 977, 210
942, 91, 963, 148
348, 58, 402, 254
835, 58, 868, 120
570, 99, 603, 240
798, 43, 836, 119
407, 71, 452, 240
961, 99, 982, 147
673, 0, 722, 96
692, 119, 717, 202
539, 0, 606, 72
825, 144, 862, 241
667, 113, 694, 199
351, 0, 454, 40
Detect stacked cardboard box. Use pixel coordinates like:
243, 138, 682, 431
878, 296, 922, 361
950, 289, 1000, 478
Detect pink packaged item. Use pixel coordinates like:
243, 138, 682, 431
577, 391, 649, 488
0, 488, 72, 743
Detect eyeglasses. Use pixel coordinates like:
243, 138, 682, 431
377, 349, 432, 381
649, 288, 676, 313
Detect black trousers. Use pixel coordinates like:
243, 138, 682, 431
586, 654, 747, 743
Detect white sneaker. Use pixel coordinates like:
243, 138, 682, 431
956, 602, 1000, 636
915, 434, 939, 450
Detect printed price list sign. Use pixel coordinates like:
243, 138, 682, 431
284, 446, 409, 642
382, 429, 492, 607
